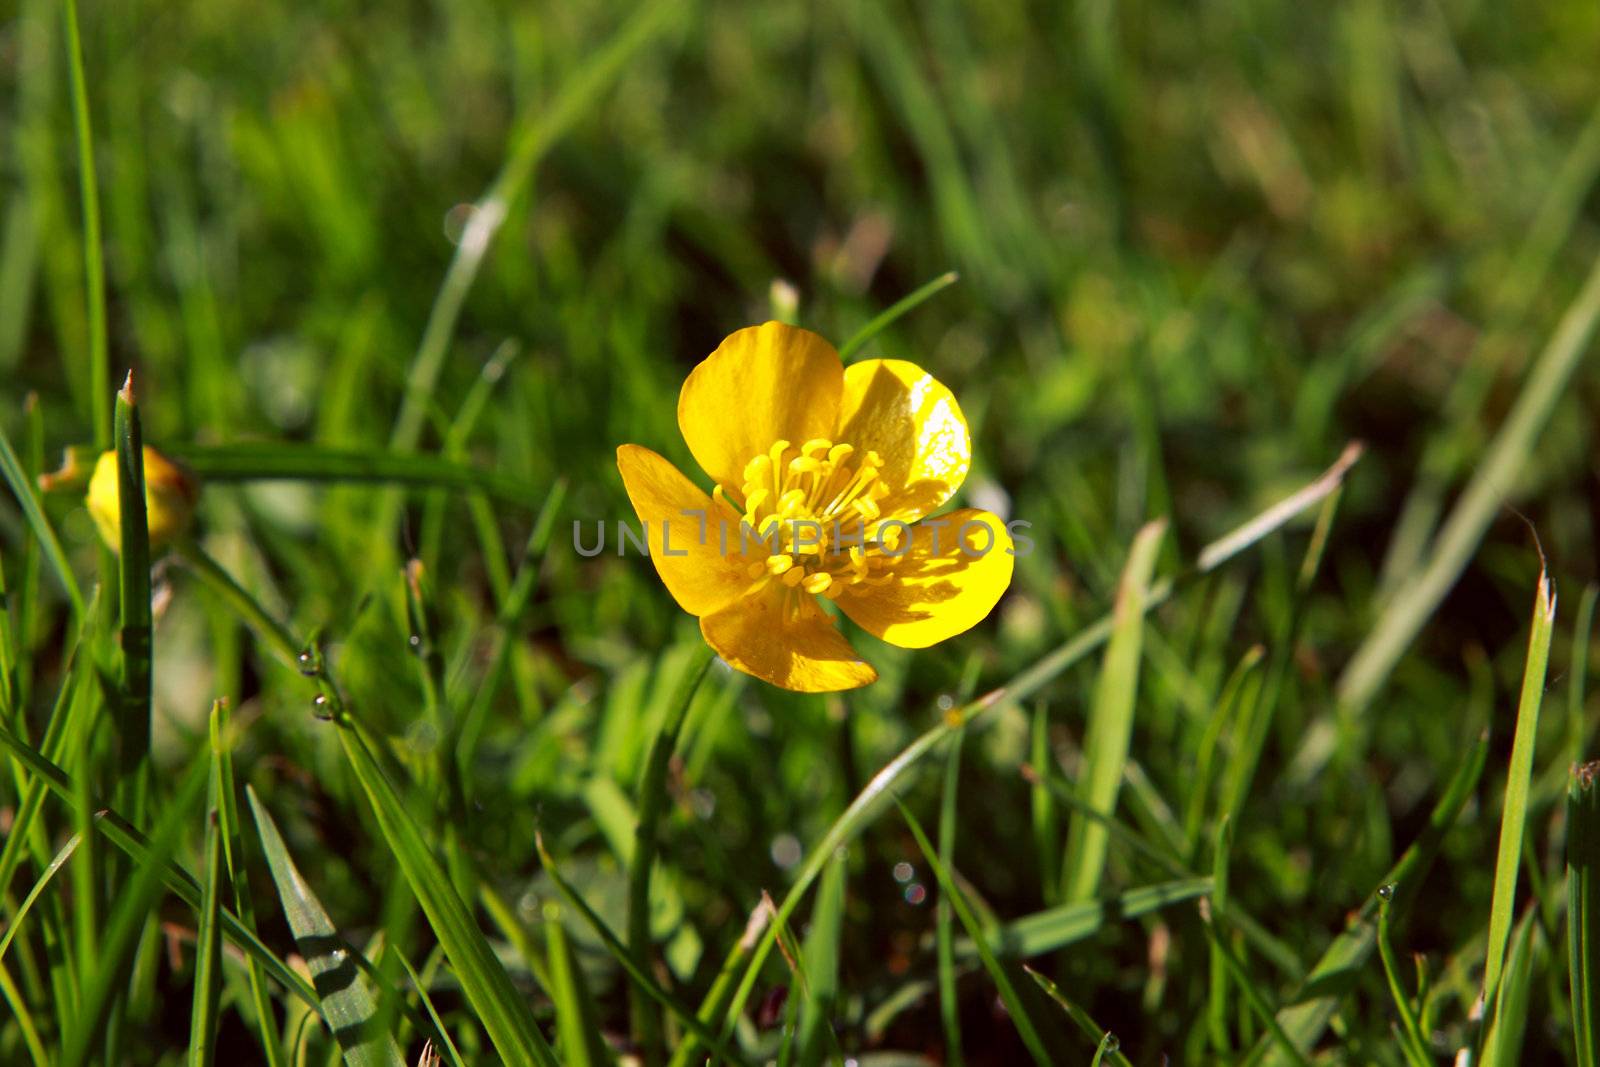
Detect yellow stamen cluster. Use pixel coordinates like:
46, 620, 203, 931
718, 437, 900, 610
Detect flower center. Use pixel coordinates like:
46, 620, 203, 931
717, 437, 900, 603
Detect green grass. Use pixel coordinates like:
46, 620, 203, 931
4, 0, 1600, 1063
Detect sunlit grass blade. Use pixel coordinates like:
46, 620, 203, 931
534, 831, 748, 1066
334, 719, 556, 1067
898, 799, 1051, 1065
249, 787, 403, 1066
0, 832, 81, 968
838, 270, 959, 360
957, 878, 1211, 959
1338, 251, 1600, 712
164, 442, 544, 507
1245, 729, 1489, 1065
1025, 966, 1131, 1067
61, 756, 209, 1067
114, 374, 152, 776
708, 444, 1361, 1043
627, 641, 716, 1059
1483, 569, 1556, 1008
188, 704, 226, 1067
1063, 519, 1165, 902
1569, 761, 1600, 1067
1482, 909, 1541, 1067
0, 419, 84, 623
937, 726, 966, 1066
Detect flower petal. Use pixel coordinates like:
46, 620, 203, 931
835, 359, 970, 524
678, 322, 844, 496
616, 444, 760, 617
836, 508, 1012, 649
700, 587, 878, 692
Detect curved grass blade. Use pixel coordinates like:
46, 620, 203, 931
248, 787, 404, 1067
391, 948, 466, 1067
838, 270, 960, 360
937, 727, 966, 1066
899, 800, 1050, 1066
334, 719, 556, 1067
62, 0, 108, 447
0, 832, 81, 967
0, 420, 83, 623
1025, 966, 1131, 1067
1482, 909, 1540, 1067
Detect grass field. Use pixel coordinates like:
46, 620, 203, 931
4, 0, 1600, 1063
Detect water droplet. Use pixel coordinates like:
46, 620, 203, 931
408, 634, 422, 650
311, 693, 332, 720
903, 883, 927, 905
1377, 882, 1396, 902
770, 833, 802, 870
296, 649, 319, 677
1102, 1032, 1120, 1053
936, 694, 955, 712
892, 861, 914, 883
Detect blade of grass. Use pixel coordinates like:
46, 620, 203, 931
1339, 253, 1600, 713
627, 640, 716, 1061
0, 420, 84, 623
956, 878, 1211, 959
247, 787, 404, 1067
164, 443, 544, 507
0, 832, 81, 968
837, 270, 959, 360
390, 947, 467, 1067
898, 799, 1051, 1066
1025, 967, 1131, 1067
1482, 908, 1540, 1067
937, 726, 966, 1066
61, 0, 108, 445
1208, 815, 1233, 1054
1201, 912, 1309, 1067
114, 374, 152, 777
795, 851, 846, 1067
705, 444, 1363, 1048
1572, 762, 1600, 1067
333, 718, 557, 1067
210, 699, 285, 1067
187, 705, 226, 1067
543, 903, 605, 1067
1483, 568, 1557, 1008
1063, 519, 1165, 901
1375, 886, 1431, 1067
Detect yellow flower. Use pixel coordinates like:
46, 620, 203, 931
86, 447, 198, 553
618, 322, 1014, 692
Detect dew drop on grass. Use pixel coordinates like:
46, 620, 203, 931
296, 649, 320, 677
311, 693, 332, 720
408, 634, 422, 651
1103, 1033, 1120, 1053
1377, 882, 1396, 901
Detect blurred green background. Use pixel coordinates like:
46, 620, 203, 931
4, 0, 1600, 1062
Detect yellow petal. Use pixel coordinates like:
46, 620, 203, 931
836, 508, 1013, 649
700, 587, 878, 692
678, 322, 844, 496
616, 445, 760, 617
835, 359, 971, 524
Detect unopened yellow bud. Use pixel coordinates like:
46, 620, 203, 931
86, 448, 198, 553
